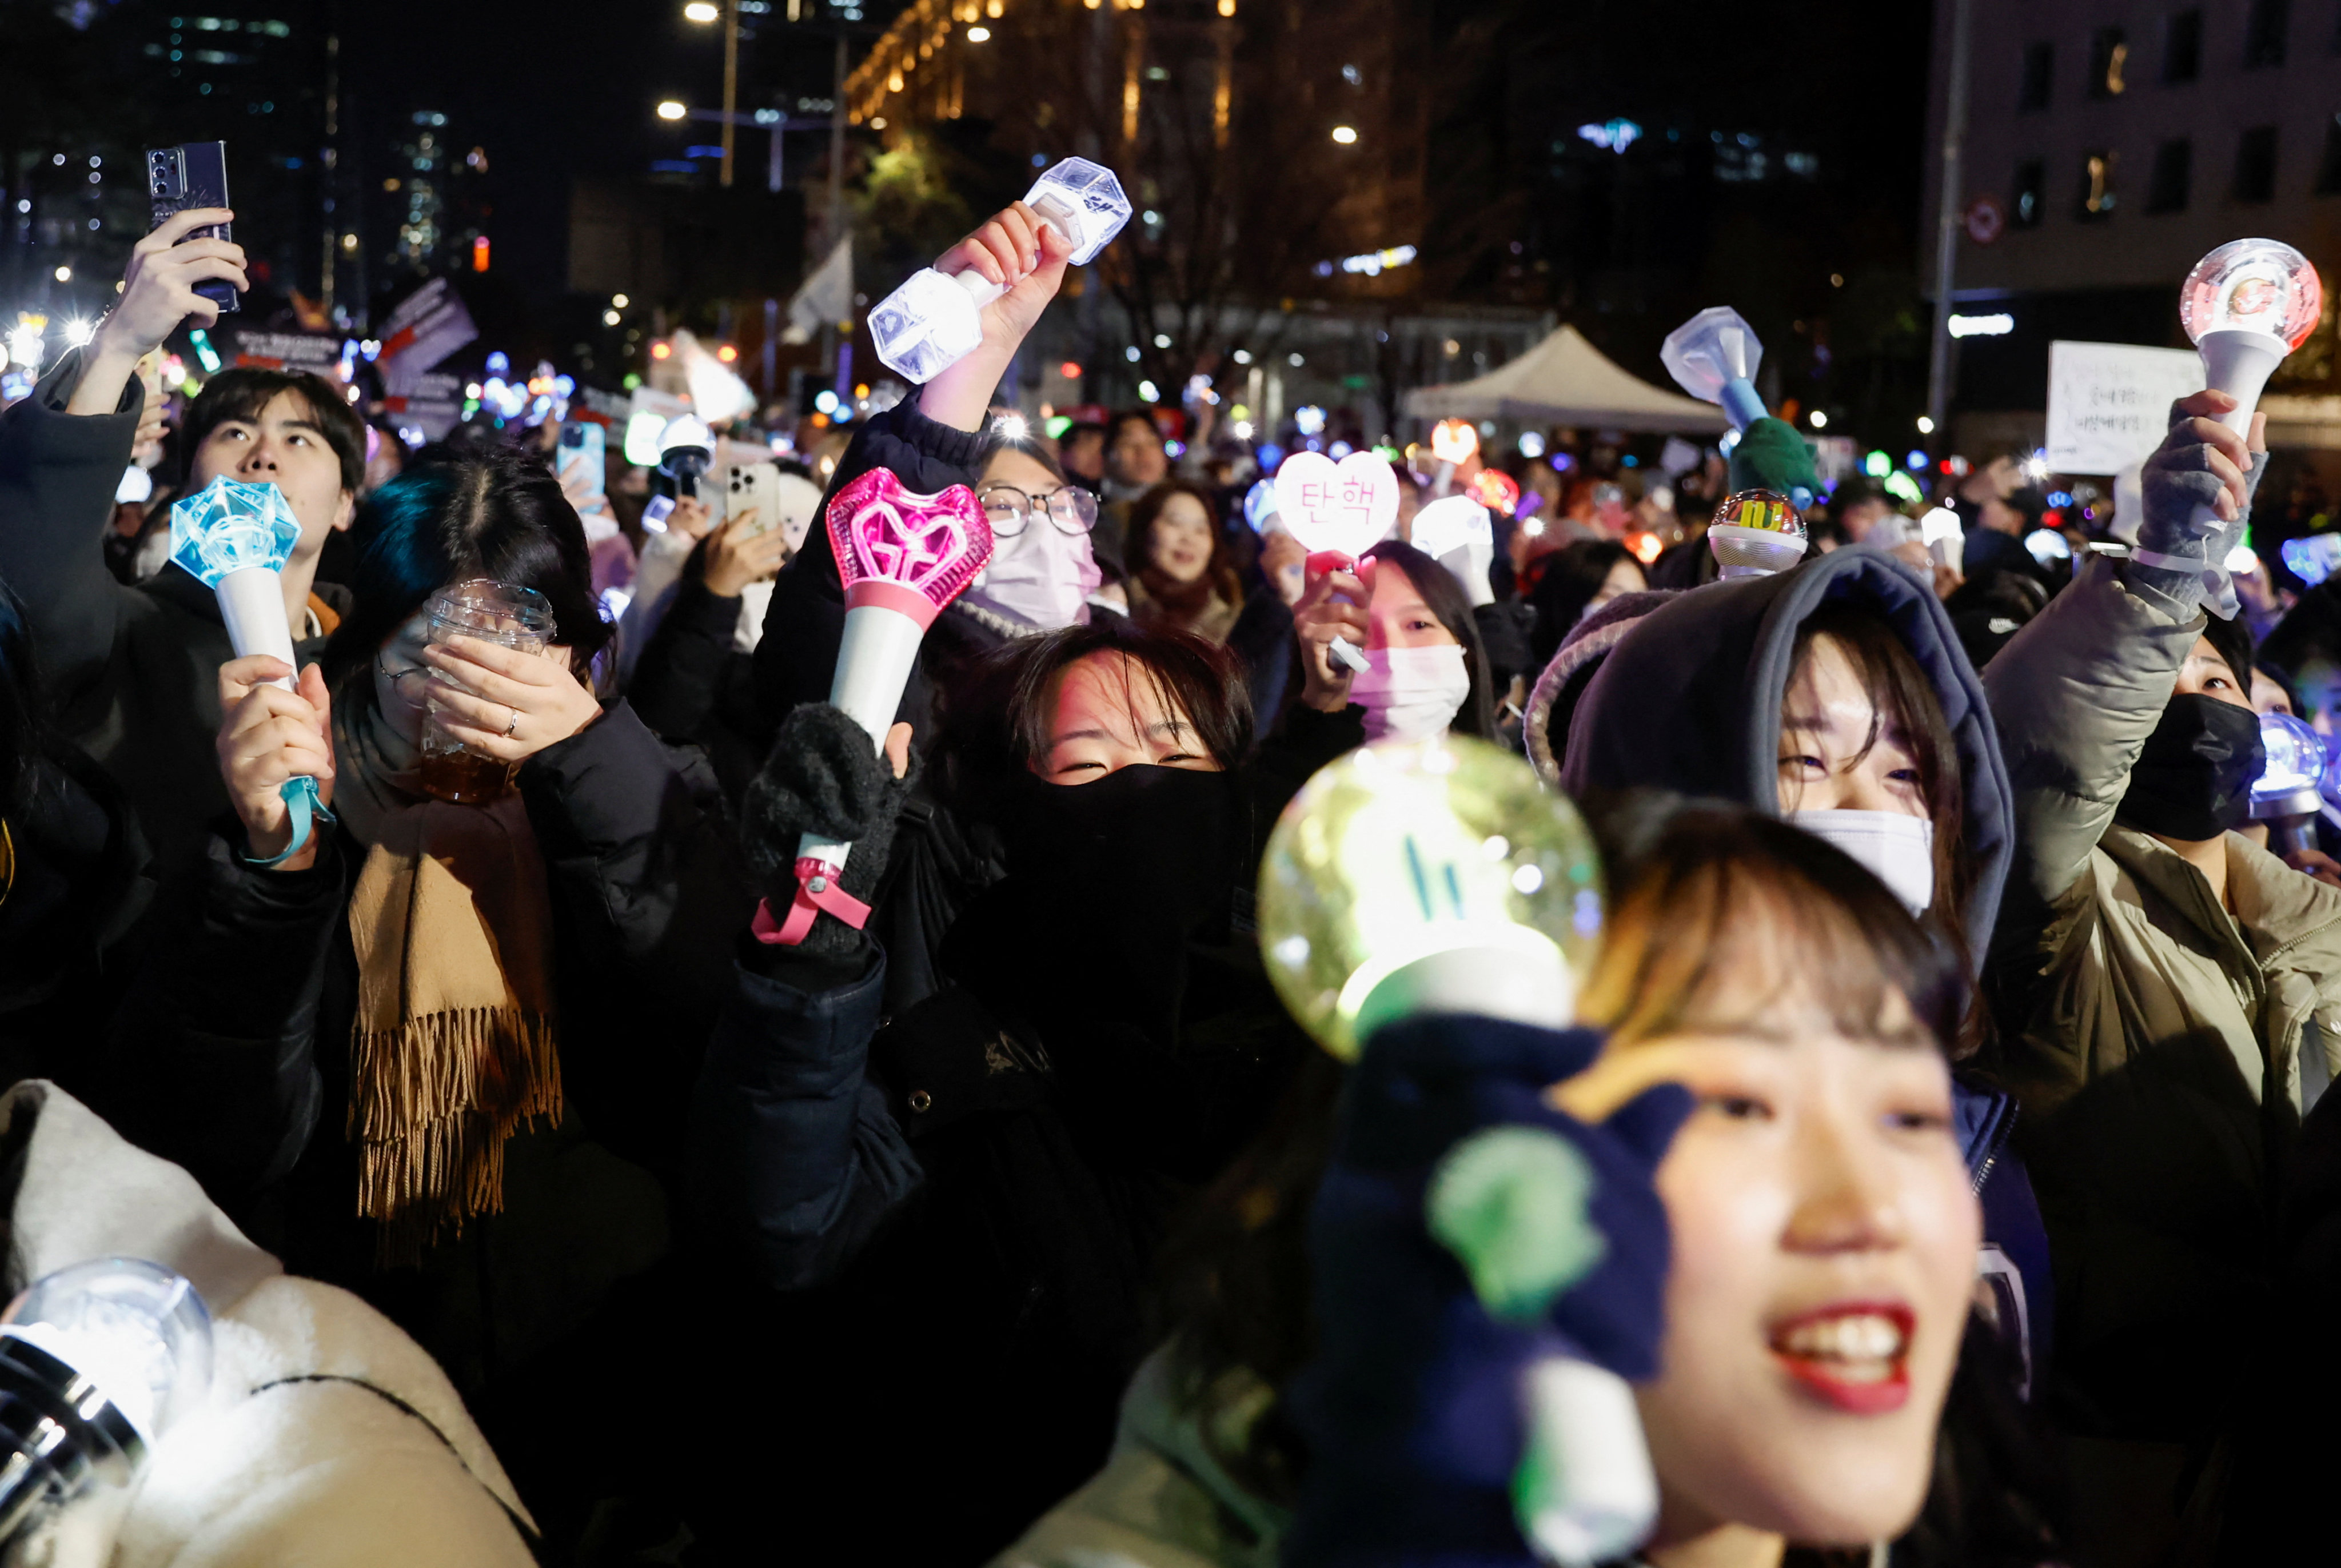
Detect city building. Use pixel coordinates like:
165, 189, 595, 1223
831, 0, 1552, 431
1923, 0, 2341, 458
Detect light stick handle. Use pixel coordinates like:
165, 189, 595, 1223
2186, 330, 2284, 535
1718, 378, 1767, 430
216, 566, 297, 691
950, 193, 1080, 311
793, 603, 928, 873
953, 268, 1010, 311
1302, 549, 1372, 673
1515, 1355, 1660, 1568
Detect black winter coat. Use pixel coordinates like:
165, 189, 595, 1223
0, 746, 151, 1090
684, 698, 1358, 1562
687, 878, 1310, 1565
0, 350, 342, 879
88, 699, 752, 1542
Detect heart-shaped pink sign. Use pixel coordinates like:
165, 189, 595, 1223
1273, 450, 1399, 562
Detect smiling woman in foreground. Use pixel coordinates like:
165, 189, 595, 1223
1281, 799, 1987, 1568
1559, 804, 1981, 1562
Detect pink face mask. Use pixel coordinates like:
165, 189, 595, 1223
968, 516, 1101, 630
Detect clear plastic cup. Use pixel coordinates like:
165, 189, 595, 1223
419, 579, 555, 804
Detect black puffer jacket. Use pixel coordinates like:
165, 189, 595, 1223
0, 745, 151, 1090
0, 350, 345, 879
88, 699, 752, 1546
687, 761, 1325, 1564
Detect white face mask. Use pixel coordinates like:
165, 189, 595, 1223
968, 517, 1101, 631
1786, 809, 1936, 916
1351, 644, 1471, 743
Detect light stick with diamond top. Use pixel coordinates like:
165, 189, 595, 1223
869, 157, 1133, 384
170, 476, 333, 863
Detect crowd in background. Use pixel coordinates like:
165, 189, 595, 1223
7, 198, 2341, 1568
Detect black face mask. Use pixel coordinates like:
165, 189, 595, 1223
2117, 693, 2266, 842
979, 764, 1242, 1038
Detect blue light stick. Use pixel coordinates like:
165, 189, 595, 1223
169, 477, 332, 866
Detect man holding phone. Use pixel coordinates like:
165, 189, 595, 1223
0, 204, 366, 874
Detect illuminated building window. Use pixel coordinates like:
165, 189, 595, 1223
2145, 138, 2191, 212
2087, 26, 2127, 98
2234, 124, 2279, 201
2076, 148, 2117, 220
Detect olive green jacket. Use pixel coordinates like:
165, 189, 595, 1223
992, 1348, 1287, 1568
1984, 556, 2341, 1438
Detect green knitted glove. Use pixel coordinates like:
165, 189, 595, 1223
1727, 416, 1820, 506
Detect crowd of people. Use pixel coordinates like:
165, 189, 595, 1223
3, 190, 2340, 1568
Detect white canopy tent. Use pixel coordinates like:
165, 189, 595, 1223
1402, 324, 1732, 434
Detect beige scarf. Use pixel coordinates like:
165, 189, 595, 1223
337, 697, 561, 1266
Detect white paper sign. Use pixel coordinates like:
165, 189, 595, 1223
2045, 341, 2205, 475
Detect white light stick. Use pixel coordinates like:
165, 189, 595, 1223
870, 158, 1132, 383
2146, 240, 2324, 611
1412, 494, 1496, 608
760, 467, 994, 945
1706, 488, 1806, 580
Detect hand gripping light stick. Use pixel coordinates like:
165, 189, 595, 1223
2137, 241, 2325, 610
1661, 306, 1770, 431
169, 476, 333, 865
1257, 736, 1655, 1566
870, 158, 1133, 384
1274, 449, 1402, 675
763, 467, 994, 945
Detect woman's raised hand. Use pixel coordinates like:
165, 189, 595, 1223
920, 202, 1078, 433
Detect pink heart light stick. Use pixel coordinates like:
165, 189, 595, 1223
1274, 450, 1402, 674
764, 467, 994, 945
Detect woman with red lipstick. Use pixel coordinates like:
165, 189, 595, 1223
1003, 802, 2016, 1568
1552, 805, 1989, 1563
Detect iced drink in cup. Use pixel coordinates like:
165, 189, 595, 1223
419, 578, 555, 804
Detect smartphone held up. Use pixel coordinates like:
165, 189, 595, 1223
144, 141, 238, 314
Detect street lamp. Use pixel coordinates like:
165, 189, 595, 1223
967, 25, 991, 39
1331, 125, 1359, 145
683, 1, 720, 19
657, 99, 688, 121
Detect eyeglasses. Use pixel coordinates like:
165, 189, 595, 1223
978, 482, 1099, 537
